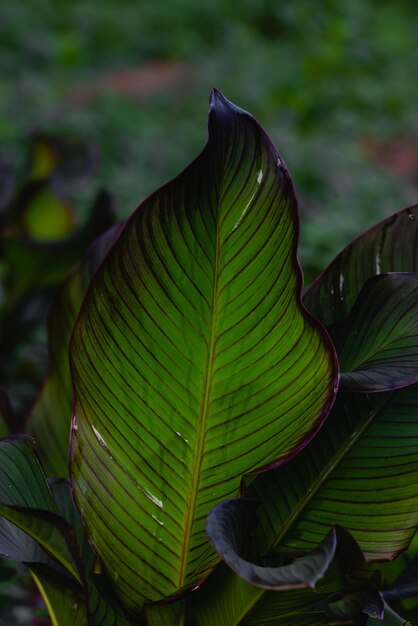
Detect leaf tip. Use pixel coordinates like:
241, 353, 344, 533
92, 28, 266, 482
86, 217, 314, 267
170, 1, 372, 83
209, 88, 252, 121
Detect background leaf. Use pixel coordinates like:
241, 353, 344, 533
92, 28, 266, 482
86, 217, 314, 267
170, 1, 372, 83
329, 273, 418, 392
304, 203, 418, 325
28, 222, 124, 476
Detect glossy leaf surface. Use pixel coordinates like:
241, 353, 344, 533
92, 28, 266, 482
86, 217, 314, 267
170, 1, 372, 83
331, 273, 418, 392
70, 90, 337, 610
207, 499, 336, 590
28, 223, 124, 476
304, 203, 418, 325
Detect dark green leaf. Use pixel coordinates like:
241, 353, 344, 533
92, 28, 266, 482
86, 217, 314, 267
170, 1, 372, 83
0, 436, 55, 509
330, 273, 418, 392
0, 436, 82, 581
327, 589, 384, 620
304, 203, 418, 325
0, 515, 61, 571
70, 90, 337, 611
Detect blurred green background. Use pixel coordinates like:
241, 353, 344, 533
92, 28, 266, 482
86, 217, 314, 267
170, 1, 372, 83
1, 0, 417, 284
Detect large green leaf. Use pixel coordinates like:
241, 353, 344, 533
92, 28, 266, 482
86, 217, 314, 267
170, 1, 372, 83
70, 90, 337, 612
330, 273, 418, 392
28, 222, 124, 476
304, 203, 418, 325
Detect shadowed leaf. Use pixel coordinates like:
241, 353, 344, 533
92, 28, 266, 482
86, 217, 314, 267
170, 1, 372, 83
206, 499, 337, 590
330, 273, 418, 392
0, 437, 82, 581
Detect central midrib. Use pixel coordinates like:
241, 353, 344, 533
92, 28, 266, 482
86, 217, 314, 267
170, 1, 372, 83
177, 196, 223, 588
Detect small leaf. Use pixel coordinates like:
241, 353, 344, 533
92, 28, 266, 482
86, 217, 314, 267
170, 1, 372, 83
206, 499, 337, 590
1, 188, 115, 312
0, 436, 82, 581
304, 203, 418, 325
330, 273, 418, 392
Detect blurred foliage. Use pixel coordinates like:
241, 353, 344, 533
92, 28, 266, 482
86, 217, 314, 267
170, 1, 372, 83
0, 134, 115, 425
0, 0, 417, 285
